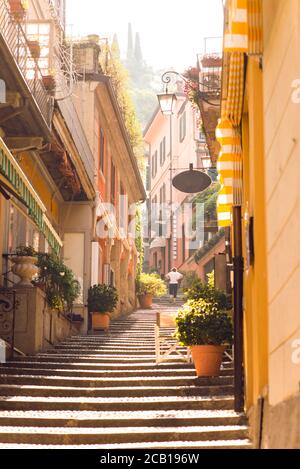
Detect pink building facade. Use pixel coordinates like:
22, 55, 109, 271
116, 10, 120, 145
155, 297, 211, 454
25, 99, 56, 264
144, 92, 214, 277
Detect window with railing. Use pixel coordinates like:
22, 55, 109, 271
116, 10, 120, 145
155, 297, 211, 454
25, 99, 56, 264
179, 111, 187, 142
152, 150, 158, 178
0, 1, 52, 125
25, 21, 52, 75
160, 137, 166, 166
111, 161, 116, 205
99, 128, 105, 174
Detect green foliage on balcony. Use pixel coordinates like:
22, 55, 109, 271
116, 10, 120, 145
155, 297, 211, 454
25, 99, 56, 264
194, 228, 226, 264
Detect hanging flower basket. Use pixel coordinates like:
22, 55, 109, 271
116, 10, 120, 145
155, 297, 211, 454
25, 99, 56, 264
27, 40, 41, 59
9, 0, 27, 20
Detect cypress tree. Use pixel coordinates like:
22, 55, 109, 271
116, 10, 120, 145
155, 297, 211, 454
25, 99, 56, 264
112, 33, 120, 58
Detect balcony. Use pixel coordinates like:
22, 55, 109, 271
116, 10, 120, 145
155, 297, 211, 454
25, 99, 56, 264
198, 53, 222, 100
0, 0, 53, 129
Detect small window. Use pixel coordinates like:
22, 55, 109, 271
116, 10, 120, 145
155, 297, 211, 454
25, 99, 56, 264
111, 161, 116, 204
160, 183, 166, 204
151, 195, 158, 232
145, 164, 150, 191
152, 151, 158, 178
160, 137, 166, 166
199, 131, 206, 142
99, 128, 105, 174
179, 112, 187, 142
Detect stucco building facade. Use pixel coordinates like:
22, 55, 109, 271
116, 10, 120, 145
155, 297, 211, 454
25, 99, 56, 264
0, 0, 145, 355
219, 0, 300, 448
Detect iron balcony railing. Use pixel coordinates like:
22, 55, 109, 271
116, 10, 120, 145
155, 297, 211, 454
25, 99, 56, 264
198, 53, 222, 99
0, 0, 52, 127
0, 287, 16, 359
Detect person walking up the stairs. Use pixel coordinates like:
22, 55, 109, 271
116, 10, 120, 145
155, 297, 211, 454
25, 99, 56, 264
165, 268, 183, 303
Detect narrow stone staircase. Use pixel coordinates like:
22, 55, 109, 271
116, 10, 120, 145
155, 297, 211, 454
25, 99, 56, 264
0, 308, 251, 449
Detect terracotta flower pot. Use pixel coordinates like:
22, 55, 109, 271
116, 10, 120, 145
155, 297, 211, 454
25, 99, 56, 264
138, 294, 153, 309
42, 75, 56, 92
28, 40, 40, 59
11, 256, 39, 287
190, 345, 226, 377
9, 0, 26, 20
92, 312, 110, 331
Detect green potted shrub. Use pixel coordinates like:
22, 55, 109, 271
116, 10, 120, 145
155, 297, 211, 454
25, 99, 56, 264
11, 245, 39, 287
34, 252, 81, 313
183, 275, 230, 311
136, 273, 166, 309
88, 284, 118, 331
175, 298, 233, 377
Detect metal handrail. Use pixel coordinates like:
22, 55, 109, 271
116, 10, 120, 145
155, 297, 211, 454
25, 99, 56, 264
2, 254, 19, 289
0, 287, 17, 359
0, 0, 52, 126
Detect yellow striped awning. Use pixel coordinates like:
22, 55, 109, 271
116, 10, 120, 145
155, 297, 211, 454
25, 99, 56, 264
216, 119, 243, 227
224, 0, 263, 55
223, 52, 245, 126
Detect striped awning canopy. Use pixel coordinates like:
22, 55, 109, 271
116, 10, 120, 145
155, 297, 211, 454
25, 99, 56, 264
0, 137, 63, 254
223, 52, 245, 126
216, 52, 244, 227
216, 0, 262, 227
224, 0, 263, 55
216, 119, 242, 227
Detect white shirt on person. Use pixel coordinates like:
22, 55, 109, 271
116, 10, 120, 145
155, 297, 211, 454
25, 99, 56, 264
166, 271, 183, 284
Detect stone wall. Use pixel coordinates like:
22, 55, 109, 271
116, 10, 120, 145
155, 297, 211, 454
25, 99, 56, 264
13, 287, 81, 355
248, 391, 300, 448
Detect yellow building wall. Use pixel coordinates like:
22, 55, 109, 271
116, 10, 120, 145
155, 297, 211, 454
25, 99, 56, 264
20, 151, 60, 225
242, 57, 269, 409
263, 0, 300, 406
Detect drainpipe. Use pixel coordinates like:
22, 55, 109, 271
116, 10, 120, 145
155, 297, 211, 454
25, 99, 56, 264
232, 205, 244, 412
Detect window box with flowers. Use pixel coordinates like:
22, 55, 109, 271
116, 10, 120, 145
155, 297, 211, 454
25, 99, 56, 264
9, 0, 28, 20
201, 56, 222, 69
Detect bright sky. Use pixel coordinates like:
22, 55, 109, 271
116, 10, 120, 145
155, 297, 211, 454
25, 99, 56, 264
66, 0, 224, 71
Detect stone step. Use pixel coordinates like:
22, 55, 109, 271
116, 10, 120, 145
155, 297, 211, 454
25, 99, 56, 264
62, 340, 157, 346
0, 374, 234, 388
109, 321, 156, 324
17, 354, 167, 360
0, 425, 248, 445
0, 307, 249, 449
0, 395, 235, 412
14, 354, 234, 365
106, 329, 156, 332
57, 340, 162, 345
97, 327, 156, 331
0, 365, 233, 380
48, 348, 188, 356
13, 356, 193, 365
1, 363, 234, 374
0, 439, 252, 449
0, 384, 235, 398
48, 346, 187, 357
91, 334, 156, 338
0, 409, 245, 428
